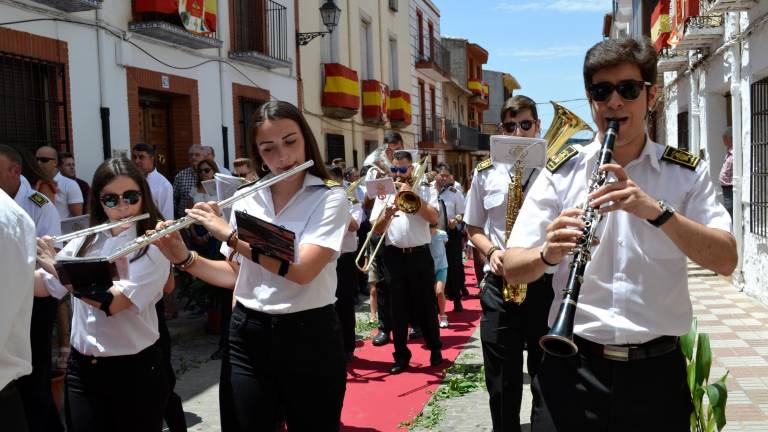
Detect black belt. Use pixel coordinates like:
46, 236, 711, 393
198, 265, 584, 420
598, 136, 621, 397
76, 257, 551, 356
385, 244, 429, 254
574, 335, 680, 362
235, 302, 334, 323
71, 340, 161, 366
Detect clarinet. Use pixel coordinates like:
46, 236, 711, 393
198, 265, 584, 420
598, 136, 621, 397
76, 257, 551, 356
539, 119, 620, 357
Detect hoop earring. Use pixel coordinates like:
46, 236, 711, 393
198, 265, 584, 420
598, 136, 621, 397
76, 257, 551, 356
261, 163, 269, 172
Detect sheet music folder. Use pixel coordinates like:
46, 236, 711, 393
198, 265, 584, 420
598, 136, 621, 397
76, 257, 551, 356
235, 210, 298, 263
55, 256, 119, 296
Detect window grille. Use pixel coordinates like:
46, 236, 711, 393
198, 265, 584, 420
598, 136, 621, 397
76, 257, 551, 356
751, 76, 768, 237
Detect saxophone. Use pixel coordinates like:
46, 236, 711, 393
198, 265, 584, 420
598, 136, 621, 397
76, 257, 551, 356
502, 160, 527, 304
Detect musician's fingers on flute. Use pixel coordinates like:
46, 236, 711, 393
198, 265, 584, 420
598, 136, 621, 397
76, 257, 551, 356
185, 208, 232, 241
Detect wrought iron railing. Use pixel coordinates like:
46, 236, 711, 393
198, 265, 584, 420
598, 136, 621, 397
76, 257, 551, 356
660, 47, 686, 59
456, 124, 479, 151
232, 0, 290, 64
685, 15, 725, 31
416, 37, 451, 77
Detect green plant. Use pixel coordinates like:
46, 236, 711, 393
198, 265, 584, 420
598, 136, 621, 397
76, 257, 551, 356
681, 317, 729, 432
354, 315, 380, 340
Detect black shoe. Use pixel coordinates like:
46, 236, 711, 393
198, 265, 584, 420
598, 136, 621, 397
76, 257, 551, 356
453, 301, 464, 312
372, 331, 390, 346
408, 327, 423, 340
390, 361, 409, 374
430, 350, 443, 366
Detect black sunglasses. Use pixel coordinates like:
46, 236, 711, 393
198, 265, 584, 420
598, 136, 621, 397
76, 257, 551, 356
501, 120, 534, 133
198, 168, 212, 174
99, 190, 142, 208
588, 80, 651, 102
37, 157, 56, 163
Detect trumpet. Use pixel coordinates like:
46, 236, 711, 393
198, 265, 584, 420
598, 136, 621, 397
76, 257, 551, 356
52, 214, 151, 243
355, 156, 429, 272
105, 161, 314, 262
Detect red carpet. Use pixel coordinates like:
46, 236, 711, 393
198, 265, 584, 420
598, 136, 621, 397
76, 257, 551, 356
341, 261, 482, 431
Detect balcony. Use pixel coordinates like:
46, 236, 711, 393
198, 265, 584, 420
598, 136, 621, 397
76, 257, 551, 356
29, 0, 101, 12
444, 119, 458, 147
468, 79, 489, 108
456, 123, 480, 151
415, 37, 451, 82
702, 0, 757, 13
362, 80, 389, 126
388, 90, 412, 129
657, 47, 688, 72
675, 15, 724, 51
229, 0, 291, 69
321, 63, 359, 119
130, 1, 222, 50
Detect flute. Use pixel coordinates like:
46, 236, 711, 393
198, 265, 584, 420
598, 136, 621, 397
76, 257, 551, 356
52, 214, 150, 243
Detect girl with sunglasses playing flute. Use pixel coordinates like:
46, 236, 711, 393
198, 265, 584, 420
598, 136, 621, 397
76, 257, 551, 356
34, 158, 170, 432
152, 100, 350, 431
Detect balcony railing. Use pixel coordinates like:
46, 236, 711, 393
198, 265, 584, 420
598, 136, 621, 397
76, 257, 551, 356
229, 0, 291, 69
130, 1, 222, 50
444, 118, 458, 146
456, 124, 480, 151
702, 0, 757, 13
29, 0, 101, 12
676, 15, 724, 51
415, 37, 451, 82
420, 115, 440, 145
657, 47, 688, 72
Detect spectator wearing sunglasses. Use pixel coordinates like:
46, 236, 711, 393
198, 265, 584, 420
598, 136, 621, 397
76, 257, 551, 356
233, 158, 257, 181
464, 94, 554, 432
504, 37, 736, 431
34, 158, 171, 432
188, 160, 220, 255
202, 145, 231, 176
132, 144, 173, 220
36, 146, 83, 219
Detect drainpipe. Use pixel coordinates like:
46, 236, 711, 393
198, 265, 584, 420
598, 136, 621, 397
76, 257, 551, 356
347, 0, 357, 160
295, 0, 304, 110
95, 8, 111, 159
731, 15, 745, 285
217, 0, 229, 168
690, 68, 700, 155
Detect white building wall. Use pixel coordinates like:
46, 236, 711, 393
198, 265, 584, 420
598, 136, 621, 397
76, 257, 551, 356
0, 0, 298, 181
409, 0, 443, 140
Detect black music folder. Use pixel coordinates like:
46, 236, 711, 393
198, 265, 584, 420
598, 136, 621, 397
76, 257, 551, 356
55, 256, 119, 296
235, 210, 298, 263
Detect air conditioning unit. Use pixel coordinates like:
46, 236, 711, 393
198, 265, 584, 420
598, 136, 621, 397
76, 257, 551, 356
389, 0, 398, 12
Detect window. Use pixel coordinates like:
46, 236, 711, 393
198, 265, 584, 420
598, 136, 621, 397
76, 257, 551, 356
232, 0, 289, 63
389, 0, 398, 12
326, 133, 345, 162
416, 10, 424, 58
389, 37, 398, 89
0, 52, 69, 154
751, 77, 768, 237
238, 97, 263, 158
360, 18, 373, 80
364, 139, 378, 156
677, 111, 689, 151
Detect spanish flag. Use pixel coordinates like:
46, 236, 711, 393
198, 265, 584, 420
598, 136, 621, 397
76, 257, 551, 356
322, 63, 360, 118
388, 90, 412, 127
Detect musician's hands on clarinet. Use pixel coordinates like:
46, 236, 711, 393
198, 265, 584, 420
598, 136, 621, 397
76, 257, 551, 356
588, 163, 662, 219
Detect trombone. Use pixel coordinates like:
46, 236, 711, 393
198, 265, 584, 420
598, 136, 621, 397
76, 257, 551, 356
354, 156, 429, 272
52, 214, 151, 243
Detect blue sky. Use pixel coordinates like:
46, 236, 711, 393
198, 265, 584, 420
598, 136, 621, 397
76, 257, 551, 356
438, 0, 612, 135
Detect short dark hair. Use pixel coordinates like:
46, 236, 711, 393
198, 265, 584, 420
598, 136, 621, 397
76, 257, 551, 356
435, 162, 452, 174
58, 151, 74, 164
328, 166, 344, 180
384, 131, 403, 145
583, 37, 658, 88
233, 158, 253, 168
500, 95, 538, 123
393, 150, 412, 162
132, 143, 156, 156
0, 144, 22, 165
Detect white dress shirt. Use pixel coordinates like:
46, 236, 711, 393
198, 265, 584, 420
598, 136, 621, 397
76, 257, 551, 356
507, 137, 732, 345
220, 173, 350, 313
464, 162, 540, 272
0, 190, 35, 389
370, 184, 437, 248
436, 184, 466, 230
15, 175, 61, 237
147, 169, 174, 220
42, 226, 169, 356
342, 200, 364, 253
53, 171, 84, 219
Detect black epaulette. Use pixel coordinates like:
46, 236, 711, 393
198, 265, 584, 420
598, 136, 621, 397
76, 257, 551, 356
661, 146, 700, 170
476, 159, 492, 172
546, 146, 578, 173
29, 191, 49, 208
323, 179, 341, 188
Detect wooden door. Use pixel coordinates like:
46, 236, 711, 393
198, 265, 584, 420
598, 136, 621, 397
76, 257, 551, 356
138, 98, 173, 177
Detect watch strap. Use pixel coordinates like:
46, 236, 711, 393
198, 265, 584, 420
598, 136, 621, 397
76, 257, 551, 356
647, 200, 674, 227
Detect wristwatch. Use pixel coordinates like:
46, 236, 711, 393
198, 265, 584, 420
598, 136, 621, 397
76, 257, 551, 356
647, 199, 675, 227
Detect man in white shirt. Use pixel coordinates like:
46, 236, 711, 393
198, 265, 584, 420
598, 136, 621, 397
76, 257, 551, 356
371, 150, 442, 373
131, 143, 174, 220
35, 146, 83, 219
0, 145, 63, 432
503, 38, 736, 431
434, 163, 466, 313
0, 189, 35, 432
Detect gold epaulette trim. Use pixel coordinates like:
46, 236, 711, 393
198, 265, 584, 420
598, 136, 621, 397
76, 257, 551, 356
546, 146, 578, 173
661, 146, 699, 170
29, 191, 49, 207
476, 158, 492, 172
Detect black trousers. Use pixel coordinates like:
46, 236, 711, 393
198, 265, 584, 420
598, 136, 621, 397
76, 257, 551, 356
444, 228, 466, 303
220, 303, 347, 431
721, 185, 733, 217
17, 296, 63, 432
531, 338, 692, 432
156, 300, 188, 432
216, 288, 234, 352
65, 342, 170, 432
372, 236, 392, 334
480, 273, 553, 432
383, 245, 442, 363
335, 252, 358, 354
0, 381, 29, 432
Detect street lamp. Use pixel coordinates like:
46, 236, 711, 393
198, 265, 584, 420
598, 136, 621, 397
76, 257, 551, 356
296, 0, 342, 46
